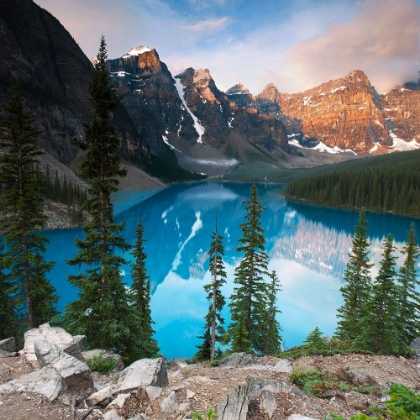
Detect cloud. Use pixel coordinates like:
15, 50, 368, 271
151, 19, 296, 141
163, 1, 356, 94
278, 0, 420, 92
181, 16, 231, 32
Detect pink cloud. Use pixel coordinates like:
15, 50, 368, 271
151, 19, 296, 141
278, 0, 420, 92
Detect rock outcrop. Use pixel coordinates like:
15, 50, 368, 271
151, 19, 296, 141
20, 323, 85, 367
0, 366, 66, 401
34, 338, 93, 389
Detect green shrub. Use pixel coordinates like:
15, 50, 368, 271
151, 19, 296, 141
192, 407, 218, 419
290, 369, 329, 396
86, 354, 117, 374
329, 383, 420, 420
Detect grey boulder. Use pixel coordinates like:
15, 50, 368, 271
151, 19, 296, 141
34, 337, 92, 388
0, 337, 15, 353
113, 357, 168, 393
0, 366, 65, 401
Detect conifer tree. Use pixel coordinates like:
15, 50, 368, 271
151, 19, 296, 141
335, 210, 372, 340
227, 184, 270, 354
304, 326, 327, 354
397, 223, 420, 345
63, 36, 140, 359
261, 270, 282, 355
196, 216, 227, 361
130, 220, 159, 358
0, 243, 18, 340
0, 85, 57, 331
356, 234, 406, 354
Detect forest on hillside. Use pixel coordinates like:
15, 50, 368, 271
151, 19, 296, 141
284, 151, 420, 217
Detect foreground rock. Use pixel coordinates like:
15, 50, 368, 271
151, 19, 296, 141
34, 338, 93, 388
21, 323, 86, 367
87, 357, 168, 406
1, 351, 420, 419
0, 366, 65, 401
220, 352, 293, 373
0, 337, 17, 358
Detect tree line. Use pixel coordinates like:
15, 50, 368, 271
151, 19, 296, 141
38, 165, 88, 225
195, 185, 282, 362
284, 163, 420, 217
335, 210, 420, 355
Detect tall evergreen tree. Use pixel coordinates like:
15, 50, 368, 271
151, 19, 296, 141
261, 270, 282, 355
0, 85, 57, 331
335, 210, 372, 340
63, 37, 140, 359
397, 223, 420, 345
196, 216, 227, 361
0, 243, 18, 340
356, 234, 405, 354
130, 220, 159, 358
227, 184, 270, 354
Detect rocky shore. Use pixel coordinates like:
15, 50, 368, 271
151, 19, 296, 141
1, 325, 420, 420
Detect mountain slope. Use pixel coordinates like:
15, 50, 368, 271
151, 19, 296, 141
0, 0, 149, 167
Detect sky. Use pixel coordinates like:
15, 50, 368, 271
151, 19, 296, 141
34, 0, 420, 94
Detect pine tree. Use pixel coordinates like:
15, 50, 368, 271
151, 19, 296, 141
261, 270, 282, 355
0, 85, 57, 331
335, 210, 373, 340
0, 242, 18, 340
227, 184, 270, 354
196, 216, 227, 361
63, 37, 140, 359
356, 234, 405, 354
397, 223, 420, 345
304, 326, 327, 354
130, 220, 159, 358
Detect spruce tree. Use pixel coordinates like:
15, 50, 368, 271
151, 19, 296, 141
335, 210, 372, 340
304, 326, 327, 354
261, 270, 282, 355
130, 220, 159, 358
356, 234, 405, 354
63, 36, 140, 359
0, 243, 18, 340
397, 223, 420, 345
196, 216, 227, 361
0, 85, 57, 331
227, 184, 270, 354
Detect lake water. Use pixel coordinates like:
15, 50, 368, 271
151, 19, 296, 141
43, 182, 420, 360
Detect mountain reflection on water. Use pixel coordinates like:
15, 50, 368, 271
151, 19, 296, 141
43, 182, 420, 359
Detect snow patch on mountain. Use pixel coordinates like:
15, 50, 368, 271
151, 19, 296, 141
289, 139, 357, 155
162, 135, 181, 153
122, 46, 151, 58
174, 78, 205, 143
389, 132, 420, 151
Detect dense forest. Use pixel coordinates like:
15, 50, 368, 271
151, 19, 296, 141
284, 150, 420, 217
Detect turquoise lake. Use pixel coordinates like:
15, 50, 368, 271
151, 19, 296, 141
43, 182, 420, 360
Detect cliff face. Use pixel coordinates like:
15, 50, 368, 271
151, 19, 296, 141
382, 87, 420, 148
254, 70, 391, 153
176, 68, 232, 148
0, 0, 149, 166
107, 48, 198, 154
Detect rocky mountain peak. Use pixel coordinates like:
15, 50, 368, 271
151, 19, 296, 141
122, 45, 152, 58
259, 83, 279, 99
226, 83, 251, 95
